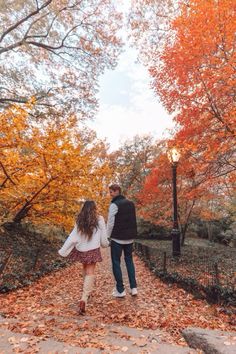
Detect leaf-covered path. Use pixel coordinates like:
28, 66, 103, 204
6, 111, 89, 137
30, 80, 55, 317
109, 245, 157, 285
0, 250, 235, 352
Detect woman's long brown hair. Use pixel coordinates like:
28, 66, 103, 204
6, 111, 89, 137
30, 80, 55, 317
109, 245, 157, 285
76, 201, 98, 240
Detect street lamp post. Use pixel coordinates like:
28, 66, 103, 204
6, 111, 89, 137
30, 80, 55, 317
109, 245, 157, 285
168, 148, 181, 257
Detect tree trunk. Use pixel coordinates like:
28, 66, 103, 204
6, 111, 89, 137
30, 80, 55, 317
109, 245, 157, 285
181, 223, 189, 246
13, 202, 32, 223
12, 177, 55, 223
207, 221, 213, 242
180, 200, 196, 246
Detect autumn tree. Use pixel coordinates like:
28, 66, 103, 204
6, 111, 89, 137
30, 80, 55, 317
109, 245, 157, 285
137, 143, 231, 245
129, 0, 236, 240
129, 0, 177, 64
130, 0, 236, 180
0, 0, 123, 119
109, 134, 160, 199
0, 104, 113, 229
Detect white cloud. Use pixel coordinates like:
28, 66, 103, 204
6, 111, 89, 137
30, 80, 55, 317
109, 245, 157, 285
88, 47, 174, 150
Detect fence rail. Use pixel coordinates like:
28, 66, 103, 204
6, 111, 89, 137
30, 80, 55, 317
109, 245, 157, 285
134, 242, 236, 306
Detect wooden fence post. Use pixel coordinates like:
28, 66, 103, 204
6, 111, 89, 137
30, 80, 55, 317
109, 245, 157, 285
214, 262, 220, 286
163, 252, 167, 272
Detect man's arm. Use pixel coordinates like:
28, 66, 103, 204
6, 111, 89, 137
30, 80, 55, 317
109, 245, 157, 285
99, 216, 110, 248
107, 203, 118, 238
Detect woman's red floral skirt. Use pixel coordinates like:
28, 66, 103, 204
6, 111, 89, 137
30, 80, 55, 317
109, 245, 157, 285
69, 247, 102, 264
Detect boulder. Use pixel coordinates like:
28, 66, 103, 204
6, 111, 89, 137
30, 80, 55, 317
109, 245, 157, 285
182, 327, 236, 354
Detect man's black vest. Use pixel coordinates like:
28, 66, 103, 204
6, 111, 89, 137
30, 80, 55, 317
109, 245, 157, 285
111, 195, 137, 240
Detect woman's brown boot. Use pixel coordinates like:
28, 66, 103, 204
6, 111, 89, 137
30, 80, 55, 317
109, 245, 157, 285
79, 300, 86, 314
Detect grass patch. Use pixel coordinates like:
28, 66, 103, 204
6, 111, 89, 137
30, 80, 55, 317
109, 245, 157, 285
0, 223, 68, 293
135, 239, 236, 306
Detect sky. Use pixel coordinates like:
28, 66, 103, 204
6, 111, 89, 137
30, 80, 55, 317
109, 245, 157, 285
88, 46, 174, 151
88, 1, 174, 151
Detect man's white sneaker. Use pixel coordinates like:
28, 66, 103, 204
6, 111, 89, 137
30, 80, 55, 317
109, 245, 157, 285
130, 288, 138, 296
112, 288, 126, 298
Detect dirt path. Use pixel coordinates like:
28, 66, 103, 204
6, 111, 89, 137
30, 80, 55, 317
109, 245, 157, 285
0, 249, 234, 352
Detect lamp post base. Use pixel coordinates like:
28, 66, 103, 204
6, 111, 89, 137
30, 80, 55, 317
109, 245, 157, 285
171, 228, 181, 257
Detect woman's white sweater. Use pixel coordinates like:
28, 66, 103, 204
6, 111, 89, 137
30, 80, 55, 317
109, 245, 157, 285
58, 216, 109, 257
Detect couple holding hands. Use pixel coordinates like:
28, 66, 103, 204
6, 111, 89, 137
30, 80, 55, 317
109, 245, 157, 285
59, 184, 138, 314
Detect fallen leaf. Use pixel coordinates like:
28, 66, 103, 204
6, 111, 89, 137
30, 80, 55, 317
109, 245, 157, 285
121, 346, 129, 352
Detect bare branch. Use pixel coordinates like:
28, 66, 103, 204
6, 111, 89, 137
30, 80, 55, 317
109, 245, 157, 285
197, 69, 235, 135
0, 87, 54, 106
0, 40, 25, 55
0, 0, 53, 43
26, 23, 84, 51
24, 11, 52, 38
0, 161, 16, 186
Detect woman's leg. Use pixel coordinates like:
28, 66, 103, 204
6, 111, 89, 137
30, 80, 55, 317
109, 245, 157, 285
82, 264, 86, 278
82, 262, 96, 278
79, 263, 96, 314
84, 262, 96, 275
83, 263, 96, 299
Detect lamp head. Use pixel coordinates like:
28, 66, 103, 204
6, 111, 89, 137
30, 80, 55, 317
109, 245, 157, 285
167, 147, 181, 164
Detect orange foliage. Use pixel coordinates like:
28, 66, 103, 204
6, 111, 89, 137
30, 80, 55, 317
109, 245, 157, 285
129, 0, 236, 230
149, 0, 235, 178
137, 149, 223, 231
0, 104, 113, 229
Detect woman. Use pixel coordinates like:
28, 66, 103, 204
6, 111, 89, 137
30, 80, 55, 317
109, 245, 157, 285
59, 200, 109, 314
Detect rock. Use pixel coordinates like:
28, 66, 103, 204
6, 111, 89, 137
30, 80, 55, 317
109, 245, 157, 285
0, 321, 198, 354
0, 328, 100, 353
182, 327, 236, 354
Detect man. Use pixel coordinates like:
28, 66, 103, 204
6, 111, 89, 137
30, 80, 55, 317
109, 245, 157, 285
107, 184, 138, 297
